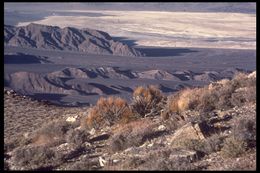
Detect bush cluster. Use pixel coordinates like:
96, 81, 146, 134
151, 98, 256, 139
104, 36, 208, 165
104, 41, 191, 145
131, 85, 165, 117
163, 72, 256, 117
81, 96, 135, 130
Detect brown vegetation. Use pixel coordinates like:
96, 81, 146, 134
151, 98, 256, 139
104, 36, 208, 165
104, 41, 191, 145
81, 96, 135, 130
163, 72, 256, 119
108, 118, 157, 152
131, 85, 165, 117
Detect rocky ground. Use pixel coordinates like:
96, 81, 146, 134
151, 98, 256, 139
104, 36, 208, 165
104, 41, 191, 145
4, 72, 256, 171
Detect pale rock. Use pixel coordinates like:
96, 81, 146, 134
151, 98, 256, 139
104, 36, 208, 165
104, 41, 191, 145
113, 159, 120, 163
147, 143, 154, 147
158, 125, 166, 131
99, 157, 107, 167
89, 128, 96, 135
23, 132, 29, 138
248, 71, 256, 79
66, 116, 77, 123
170, 122, 205, 146
169, 148, 198, 161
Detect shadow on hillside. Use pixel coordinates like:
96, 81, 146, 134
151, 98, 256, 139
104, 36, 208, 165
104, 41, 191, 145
135, 47, 199, 57
4, 53, 52, 64
30, 93, 67, 102
112, 36, 139, 47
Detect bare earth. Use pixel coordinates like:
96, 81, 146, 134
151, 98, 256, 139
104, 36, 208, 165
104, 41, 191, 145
17, 11, 256, 49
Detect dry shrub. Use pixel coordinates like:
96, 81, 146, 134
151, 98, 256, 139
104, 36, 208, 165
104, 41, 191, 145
201, 134, 223, 154
139, 149, 198, 170
232, 72, 255, 88
31, 120, 74, 147
163, 87, 203, 119
12, 145, 63, 170
108, 118, 157, 152
164, 71, 255, 114
231, 86, 256, 106
221, 136, 247, 158
65, 129, 90, 146
132, 85, 164, 117
232, 118, 256, 148
81, 96, 135, 130
197, 88, 219, 112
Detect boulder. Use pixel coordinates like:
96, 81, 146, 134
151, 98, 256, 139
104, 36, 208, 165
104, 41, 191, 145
170, 122, 205, 146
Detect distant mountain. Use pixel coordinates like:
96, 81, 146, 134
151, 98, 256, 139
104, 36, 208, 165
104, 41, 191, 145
4, 23, 144, 57
5, 3, 256, 14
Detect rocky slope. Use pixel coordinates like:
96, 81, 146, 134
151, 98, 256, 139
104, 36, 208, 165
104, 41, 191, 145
4, 71, 256, 170
4, 23, 144, 57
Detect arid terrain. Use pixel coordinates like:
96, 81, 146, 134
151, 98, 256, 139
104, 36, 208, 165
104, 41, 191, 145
4, 2, 256, 171
4, 71, 256, 170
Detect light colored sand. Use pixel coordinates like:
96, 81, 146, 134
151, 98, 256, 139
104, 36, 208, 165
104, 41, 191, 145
17, 10, 256, 49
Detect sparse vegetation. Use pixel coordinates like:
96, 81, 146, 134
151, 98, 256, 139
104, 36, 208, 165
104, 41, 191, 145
12, 145, 63, 170
221, 136, 247, 158
232, 118, 256, 148
5, 71, 256, 170
108, 118, 157, 152
65, 129, 90, 146
163, 72, 256, 117
31, 120, 74, 147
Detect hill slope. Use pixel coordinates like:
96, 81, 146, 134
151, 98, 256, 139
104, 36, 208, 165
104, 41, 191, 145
4, 23, 144, 57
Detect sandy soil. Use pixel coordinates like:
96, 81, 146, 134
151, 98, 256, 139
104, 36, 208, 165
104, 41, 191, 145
16, 11, 256, 49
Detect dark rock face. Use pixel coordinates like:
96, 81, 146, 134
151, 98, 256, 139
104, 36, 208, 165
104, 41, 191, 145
4, 23, 144, 57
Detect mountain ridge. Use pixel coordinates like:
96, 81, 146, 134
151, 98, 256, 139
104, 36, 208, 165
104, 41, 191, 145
4, 23, 144, 57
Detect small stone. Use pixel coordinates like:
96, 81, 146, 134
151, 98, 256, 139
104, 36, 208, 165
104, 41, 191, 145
66, 116, 77, 123
23, 132, 29, 138
113, 159, 120, 163
158, 125, 166, 131
89, 128, 96, 135
99, 157, 107, 167
147, 143, 154, 147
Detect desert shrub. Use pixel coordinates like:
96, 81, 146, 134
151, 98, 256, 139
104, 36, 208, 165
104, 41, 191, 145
139, 149, 198, 170
164, 71, 255, 114
165, 88, 201, 114
213, 85, 234, 110
180, 139, 205, 153
232, 118, 256, 148
197, 88, 218, 112
12, 145, 63, 170
231, 86, 256, 106
232, 72, 255, 88
31, 120, 74, 147
108, 119, 157, 152
66, 157, 92, 170
202, 134, 223, 154
221, 136, 247, 158
81, 96, 135, 130
5, 136, 32, 152
131, 85, 164, 117
148, 156, 198, 171
65, 129, 90, 146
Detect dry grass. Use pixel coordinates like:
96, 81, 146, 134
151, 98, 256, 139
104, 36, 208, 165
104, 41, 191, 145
163, 72, 256, 116
108, 118, 157, 152
31, 120, 75, 147
4, 91, 88, 147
